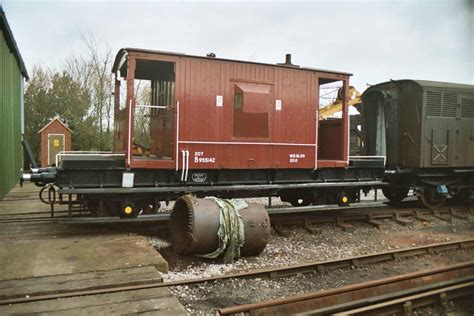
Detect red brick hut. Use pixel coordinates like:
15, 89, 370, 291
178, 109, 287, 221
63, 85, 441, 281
38, 117, 72, 167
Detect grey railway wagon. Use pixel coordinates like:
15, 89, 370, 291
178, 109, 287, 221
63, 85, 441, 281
361, 79, 474, 169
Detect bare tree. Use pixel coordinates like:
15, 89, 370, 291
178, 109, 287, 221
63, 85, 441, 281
133, 80, 152, 147
65, 33, 114, 150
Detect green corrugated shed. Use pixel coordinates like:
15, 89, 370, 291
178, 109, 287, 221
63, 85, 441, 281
0, 6, 28, 200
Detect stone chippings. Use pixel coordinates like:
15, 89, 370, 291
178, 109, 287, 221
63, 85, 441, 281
169, 249, 474, 315
148, 238, 171, 249
147, 210, 474, 315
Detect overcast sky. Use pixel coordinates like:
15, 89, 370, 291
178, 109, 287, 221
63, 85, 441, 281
2, 0, 473, 91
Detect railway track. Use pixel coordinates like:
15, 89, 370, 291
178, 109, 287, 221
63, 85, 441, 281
0, 213, 70, 224
2, 239, 473, 307
330, 280, 473, 315
2, 200, 471, 226
0, 200, 386, 224
219, 262, 474, 315
271, 203, 473, 234
0, 201, 471, 240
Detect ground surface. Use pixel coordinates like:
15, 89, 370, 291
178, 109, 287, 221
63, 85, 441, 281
2, 183, 473, 315
150, 208, 474, 314
0, 184, 169, 279
0, 235, 168, 280
155, 211, 473, 279
0, 183, 185, 315
171, 250, 474, 314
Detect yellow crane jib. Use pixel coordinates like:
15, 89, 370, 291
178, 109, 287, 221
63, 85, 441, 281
319, 86, 361, 119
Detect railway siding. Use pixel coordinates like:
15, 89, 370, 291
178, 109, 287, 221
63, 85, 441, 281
1, 183, 473, 314
219, 262, 474, 315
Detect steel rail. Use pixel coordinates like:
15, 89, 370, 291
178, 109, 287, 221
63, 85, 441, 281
11, 197, 467, 225
0, 197, 43, 201
0, 217, 63, 224
56, 213, 171, 224
76, 200, 439, 224
219, 262, 474, 315
0, 227, 165, 241
0, 201, 383, 225
0, 210, 70, 217
330, 281, 474, 315
2, 190, 41, 194
0, 203, 470, 236
1, 239, 473, 306
0, 211, 81, 224
270, 204, 473, 227
268, 200, 386, 214
55, 201, 386, 225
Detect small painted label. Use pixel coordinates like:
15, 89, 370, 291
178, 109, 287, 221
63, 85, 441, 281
194, 151, 216, 164
275, 99, 282, 111
122, 172, 134, 188
192, 173, 207, 183
216, 95, 223, 107
53, 139, 60, 147
289, 153, 305, 163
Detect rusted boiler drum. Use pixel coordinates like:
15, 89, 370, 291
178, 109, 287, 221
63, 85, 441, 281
170, 195, 270, 260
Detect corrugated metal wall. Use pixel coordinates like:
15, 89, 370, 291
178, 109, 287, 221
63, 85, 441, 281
0, 29, 23, 199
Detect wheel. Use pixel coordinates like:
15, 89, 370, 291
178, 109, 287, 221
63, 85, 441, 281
280, 190, 313, 207
382, 187, 409, 204
289, 196, 312, 207
456, 189, 474, 204
417, 189, 447, 209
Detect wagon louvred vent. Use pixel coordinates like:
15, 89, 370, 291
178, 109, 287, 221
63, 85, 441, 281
441, 92, 457, 118
461, 98, 474, 118
426, 91, 441, 116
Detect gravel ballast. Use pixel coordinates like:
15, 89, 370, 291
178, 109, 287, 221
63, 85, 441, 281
148, 208, 473, 314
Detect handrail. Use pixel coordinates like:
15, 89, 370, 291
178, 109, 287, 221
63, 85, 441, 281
55, 151, 125, 166
349, 155, 386, 166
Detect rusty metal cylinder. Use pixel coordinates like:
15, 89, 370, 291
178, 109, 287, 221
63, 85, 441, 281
170, 195, 270, 256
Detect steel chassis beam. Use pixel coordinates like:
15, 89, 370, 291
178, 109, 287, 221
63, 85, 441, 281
58, 180, 386, 195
